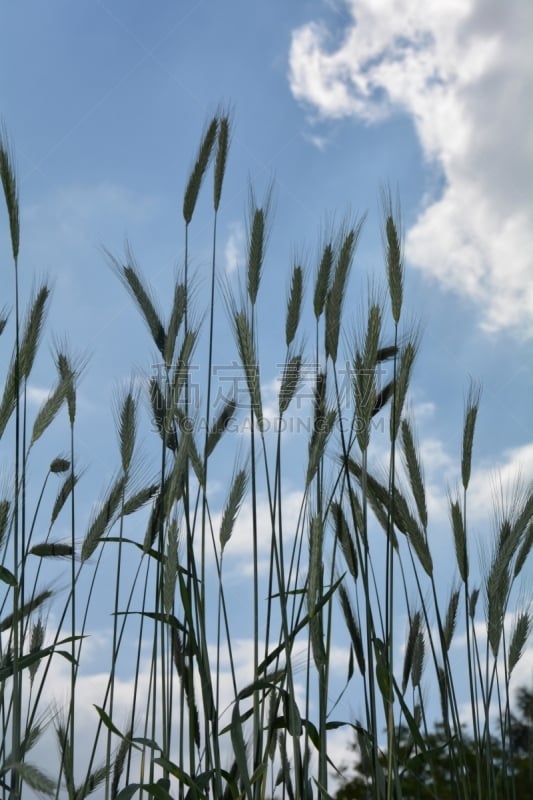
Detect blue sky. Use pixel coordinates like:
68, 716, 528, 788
1, 0, 532, 787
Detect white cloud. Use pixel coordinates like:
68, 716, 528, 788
26, 385, 53, 407
415, 437, 533, 527
371, 403, 533, 527
224, 221, 245, 276
410, 400, 437, 422
303, 131, 331, 151
289, 0, 533, 337
216, 489, 305, 565
467, 441, 533, 522
23, 182, 158, 253
18, 629, 339, 798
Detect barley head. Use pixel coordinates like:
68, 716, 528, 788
313, 242, 333, 320
214, 113, 230, 211
183, 115, 218, 224
285, 264, 304, 346
0, 128, 20, 262
461, 380, 481, 490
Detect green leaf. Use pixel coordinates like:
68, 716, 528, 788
347, 645, 354, 681
93, 705, 126, 739
153, 757, 208, 798
281, 689, 302, 736
115, 783, 174, 800
230, 698, 253, 800
0, 638, 80, 681
257, 577, 343, 675
115, 786, 141, 800
0, 565, 17, 586
143, 783, 172, 800
312, 778, 337, 800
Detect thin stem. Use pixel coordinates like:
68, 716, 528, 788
11, 254, 21, 799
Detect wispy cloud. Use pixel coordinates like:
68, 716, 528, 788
26, 385, 53, 407
467, 441, 533, 521
366, 396, 533, 527
213, 489, 305, 570
288, 0, 533, 337
24, 182, 159, 250
224, 221, 245, 276
303, 131, 331, 151
413, 436, 533, 526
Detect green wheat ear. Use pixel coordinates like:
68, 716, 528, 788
390, 338, 417, 441
183, 115, 218, 224
402, 610, 422, 693
0, 499, 10, 550
111, 722, 133, 799
331, 501, 358, 580
381, 188, 403, 324
401, 417, 427, 531
354, 302, 382, 452
50, 472, 79, 527
0, 310, 9, 335
285, 263, 304, 346
206, 396, 237, 456
278, 353, 302, 415
0, 128, 20, 261
308, 514, 327, 669
411, 624, 425, 689
232, 305, 263, 429
450, 496, 467, 582
115, 385, 138, 475
514, 521, 533, 578
164, 281, 187, 365
28, 619, 45, 685
29, 542, 74, 559
109, 248, 166, 357
246, 187, 272, 306
4, 762, 55, 797
338, 582, 365, 675
325, 219, 364, 362
461, 380, 481, 490
214, 113, 230, 212
29, 373, 71, 447
307, 409, 336, 487
313, 241, 333, 320
508, 611, 531, 675
0, 590, 53, 633
443, 587, 461, 651
81, 474, 126, 562
163, 517, 179, 616
121, 483, 159, 516
0, 283, 51, 439
55, 345, 83, 426
219, 467, 248, 553
486, 548, 510, 657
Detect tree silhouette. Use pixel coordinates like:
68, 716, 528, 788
335, 687, 533, 799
